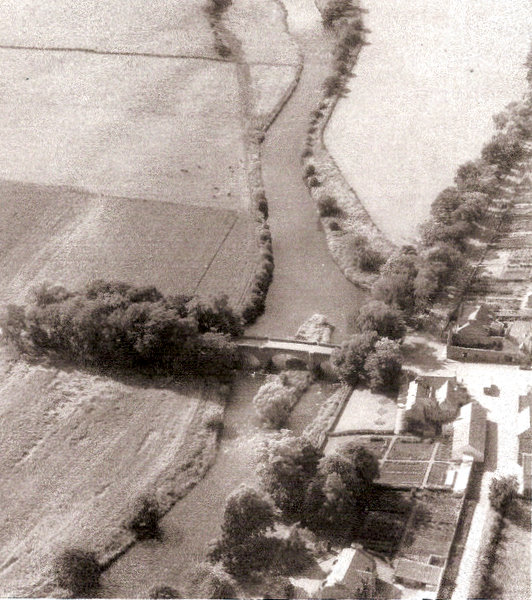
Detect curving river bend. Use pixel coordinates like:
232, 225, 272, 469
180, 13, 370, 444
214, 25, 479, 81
326, 0, 532, 245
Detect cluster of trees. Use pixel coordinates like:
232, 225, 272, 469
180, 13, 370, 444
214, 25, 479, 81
331, 301, 404, 391
257, 434, 379, 536
253, 372, 311, 429
0, 281, 243, 377
321, 0, 361, 29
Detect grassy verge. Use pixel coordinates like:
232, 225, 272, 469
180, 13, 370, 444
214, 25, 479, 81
301, 1, 394, 289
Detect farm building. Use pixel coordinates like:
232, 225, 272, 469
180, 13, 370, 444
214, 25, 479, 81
452, 304, 506, 348
318, 545, 377, 599
393, 558, 442, 592
402, 376, 467, 434
451, 401, 487, 462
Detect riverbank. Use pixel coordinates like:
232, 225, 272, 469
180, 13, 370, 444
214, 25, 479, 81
325, 0, 532, 244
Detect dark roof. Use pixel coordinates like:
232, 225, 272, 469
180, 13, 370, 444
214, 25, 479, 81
394, 559, 442, 587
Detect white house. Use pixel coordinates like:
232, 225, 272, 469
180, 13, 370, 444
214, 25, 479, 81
318, 545, 377, 599
451, 402, 487, 462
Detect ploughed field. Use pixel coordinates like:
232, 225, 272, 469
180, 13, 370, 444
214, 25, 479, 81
0, 0, 299, 306
0, 348, 202, 597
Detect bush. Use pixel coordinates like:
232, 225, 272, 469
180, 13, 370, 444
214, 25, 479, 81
323, 74, 345, 97
305, 164, 316, 177
489, 475, 518, 513
126, 495, 161, 541
317, 195, 341, 217
301, 146, 313, 159
308, 176, 321, 187
53, 549, 101, 596
253, 373, 310, 429
329, 220, 341, 231
356, 245, 385, 272
214, 40, 232, 58
148, 585, 182, 599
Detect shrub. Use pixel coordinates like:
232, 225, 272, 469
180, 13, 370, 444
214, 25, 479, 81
305, 164, 316, 177
253, 373, 311, 429
322, 0, 356, 28
53, 549, 101, 596
126, 495, 161, 541
323, 74, 345, 97
308, 176, 321, 187
148, 585, 182, 599
356, 245, 385, 272
489, 475, 518, 513
214, 40, 232, 58
317, 195, 341, 217
329, 220, 341, 231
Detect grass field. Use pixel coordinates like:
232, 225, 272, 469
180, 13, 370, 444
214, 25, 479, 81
333, 388, 397, 433
491, 499, 531, 598
0, 0, 216, 56
0, 184, 257, 306
0, 348, 210, 597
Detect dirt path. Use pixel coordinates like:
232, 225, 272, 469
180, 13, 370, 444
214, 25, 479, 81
247, 0, 366, 342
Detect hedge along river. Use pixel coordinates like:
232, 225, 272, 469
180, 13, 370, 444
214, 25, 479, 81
326, 0, 532, 245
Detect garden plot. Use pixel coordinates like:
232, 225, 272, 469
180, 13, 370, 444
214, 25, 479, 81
0, 350, 204, 597
378, 461, 428, 487
387, 438, 436, 461
325, 434, 390, 459
0, 185, 256, 307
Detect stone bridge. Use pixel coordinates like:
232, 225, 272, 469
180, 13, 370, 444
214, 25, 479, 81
236, 335, 338, 370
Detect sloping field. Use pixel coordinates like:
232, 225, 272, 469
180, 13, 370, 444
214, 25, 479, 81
0, 350, 204, 597
0, 183, 256, 306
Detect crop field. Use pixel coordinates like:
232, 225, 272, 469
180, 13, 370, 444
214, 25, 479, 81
399, 492, 463, 560
0, 185, 256, 306
427, 462, 453, 487
378, 461, 428, 487
387, 438, 436, 461
0, 349, 206, 597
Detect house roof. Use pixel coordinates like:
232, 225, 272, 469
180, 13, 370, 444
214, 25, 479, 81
394, 558, 442, 586
323, 547, 375, 588
452, 402, 487, 460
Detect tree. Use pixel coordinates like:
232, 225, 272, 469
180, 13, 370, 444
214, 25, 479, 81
353, 301, 406, 340
371, 272, 416, 313
221, 485, 275, 545
489, 475, 518, 513
186, 294, 243, 337
481, 133, 524, 174
253, 379, 294, 429
430, 187, 463, 224
258, 433, 323, 520
315, 443, 379, 533
53, 549, 101, 596
364, 338, 403, 392
331, 331, 378, 385
321, 0, 358, 28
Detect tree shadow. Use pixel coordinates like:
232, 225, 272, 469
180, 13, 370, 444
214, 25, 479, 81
401, 341, 446, 371
507, 498, 532, 531
484, 420, 498, 472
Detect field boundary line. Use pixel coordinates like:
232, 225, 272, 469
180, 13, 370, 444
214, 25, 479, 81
193, 213, 239, 294
0, 43, 298, 67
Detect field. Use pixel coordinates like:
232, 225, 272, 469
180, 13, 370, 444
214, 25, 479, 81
0, 184, 256, 306
0, 0, 301, 309
0, 348, 214, 597
325, 434, 390, 459
379, 460, 428, 487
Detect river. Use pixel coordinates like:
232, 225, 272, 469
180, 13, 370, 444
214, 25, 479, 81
246, 0, 367, 342
326, 0, 532, 245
